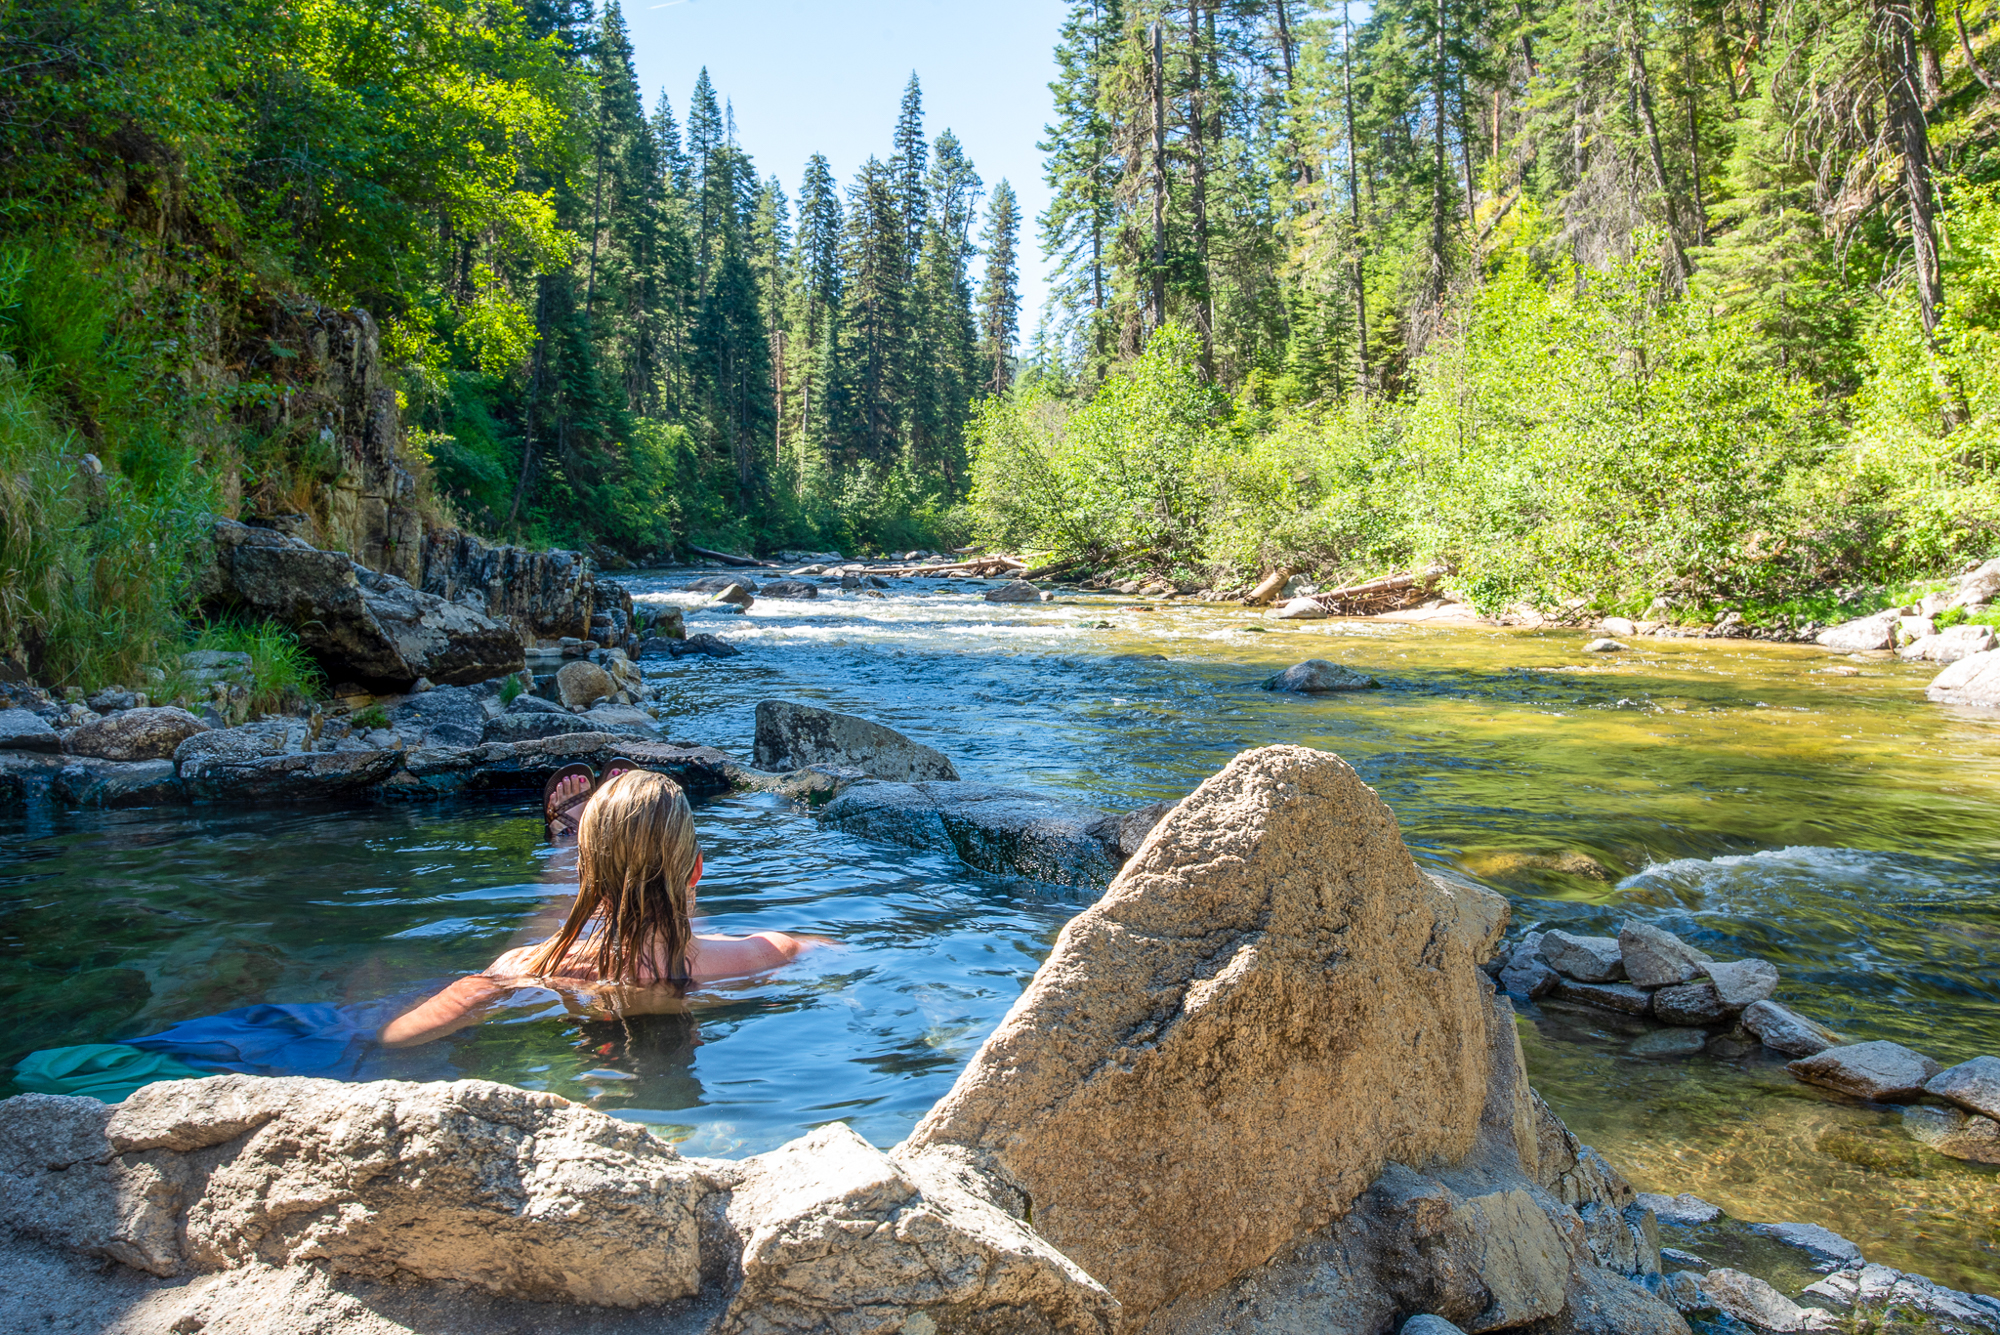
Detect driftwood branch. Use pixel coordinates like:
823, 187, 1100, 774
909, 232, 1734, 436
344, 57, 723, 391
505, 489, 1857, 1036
685, 544, 777, 568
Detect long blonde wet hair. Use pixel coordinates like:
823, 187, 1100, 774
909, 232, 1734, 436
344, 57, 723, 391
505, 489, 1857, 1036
525, 770, 699, 984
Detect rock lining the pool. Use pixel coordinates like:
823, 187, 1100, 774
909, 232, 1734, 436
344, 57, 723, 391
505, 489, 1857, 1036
0, 745, 1693, 1335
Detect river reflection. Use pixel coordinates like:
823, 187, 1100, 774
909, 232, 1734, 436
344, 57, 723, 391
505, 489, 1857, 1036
1, 571, 1995, 1287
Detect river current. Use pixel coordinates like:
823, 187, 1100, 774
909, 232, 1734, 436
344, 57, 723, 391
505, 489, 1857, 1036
2, 572, 1996, 1288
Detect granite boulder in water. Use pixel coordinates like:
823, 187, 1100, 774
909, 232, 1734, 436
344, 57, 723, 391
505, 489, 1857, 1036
753, 700, 959, 782
1260, 658, 1379, 693
1926, 1055, 2000, 1120
1788, 1040, 1942, 1100
1617, 921, 1710, 988
1927, 648, 2000, 707
1742, 1000, 1845, 1057
983, 578, 1041, 603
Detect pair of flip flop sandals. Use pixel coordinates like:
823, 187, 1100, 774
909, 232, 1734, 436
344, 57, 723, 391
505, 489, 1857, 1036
542, 758, 647, 838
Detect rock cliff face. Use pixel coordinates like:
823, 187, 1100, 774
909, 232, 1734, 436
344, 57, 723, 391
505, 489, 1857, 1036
236, 303, 424, 584
0, 744, 1680, 1335
418, 528, 599, 645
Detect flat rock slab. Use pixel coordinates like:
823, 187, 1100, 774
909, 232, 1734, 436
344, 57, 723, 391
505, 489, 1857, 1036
1788, 1041, 1943, 1101
819, 780, 1117, 886
1925, 1054, 2000, 1120
1552, 979, 1651, 1015
0, 708, 59, 753
1742, 1001, 1844, 1057
1746, 1221, 1863, 1273
1541, 930, 1626, 982
51, 758, 183, 809
1699, 1268, 1833, 1332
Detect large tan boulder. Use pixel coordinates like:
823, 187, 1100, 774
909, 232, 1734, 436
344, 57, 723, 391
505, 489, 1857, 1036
723, 1124, 1116, 1334
0, 1075, 723, 1306
902, 744, 1504, 1325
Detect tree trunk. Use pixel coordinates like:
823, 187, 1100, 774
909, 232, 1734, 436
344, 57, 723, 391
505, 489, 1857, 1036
1343, 0, 1370, 394
1430, 0, 1450, 306
1151, 21, 1167, 336
1187, 1, 1214, 371
1629, 34, 1692, 292
1875, 0, 1944, 334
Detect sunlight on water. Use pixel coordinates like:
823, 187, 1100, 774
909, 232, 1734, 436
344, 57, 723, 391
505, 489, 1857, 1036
3, 569, 1997, 1286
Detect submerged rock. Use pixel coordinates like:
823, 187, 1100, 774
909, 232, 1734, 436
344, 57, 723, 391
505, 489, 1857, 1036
61, 707, 208, 762
1901, 1104, 2000, 1163
1787, 1040, 1943, 1101
751, 700, 958, 782
819, 780, 1116, 886
1745, 1221, 1864, 1273
1260, 659, 1380, 693
1741, 1000, 1844, 1057
1925, 1054, 2000, 1119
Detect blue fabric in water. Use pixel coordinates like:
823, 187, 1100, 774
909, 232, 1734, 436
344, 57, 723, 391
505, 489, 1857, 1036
13, 1044, 211, 1103
126, 1002, 396, 1080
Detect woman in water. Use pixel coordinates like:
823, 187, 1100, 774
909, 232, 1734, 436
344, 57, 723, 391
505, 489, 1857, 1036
381, 769, 813, 1046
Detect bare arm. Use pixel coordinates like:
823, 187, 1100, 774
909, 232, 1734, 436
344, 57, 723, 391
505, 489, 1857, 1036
379, 975, 517, 1047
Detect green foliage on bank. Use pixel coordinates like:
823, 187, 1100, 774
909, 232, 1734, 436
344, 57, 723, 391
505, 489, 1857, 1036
973, 189, 2000, 618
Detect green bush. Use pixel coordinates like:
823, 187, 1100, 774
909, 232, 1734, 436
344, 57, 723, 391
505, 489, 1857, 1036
184, 620, 323, 716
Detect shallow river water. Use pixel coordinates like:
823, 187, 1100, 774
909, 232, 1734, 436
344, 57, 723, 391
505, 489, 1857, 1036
3, 573, 1997, 1290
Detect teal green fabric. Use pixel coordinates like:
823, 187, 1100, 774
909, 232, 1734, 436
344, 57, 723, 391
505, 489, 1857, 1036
13, 1044, 209, 1103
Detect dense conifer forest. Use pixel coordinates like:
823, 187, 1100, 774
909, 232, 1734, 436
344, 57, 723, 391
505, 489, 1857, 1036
1, 0, 1998, 686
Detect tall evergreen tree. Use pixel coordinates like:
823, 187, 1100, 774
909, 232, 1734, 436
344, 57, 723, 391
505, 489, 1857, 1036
978, 179, 1023, 395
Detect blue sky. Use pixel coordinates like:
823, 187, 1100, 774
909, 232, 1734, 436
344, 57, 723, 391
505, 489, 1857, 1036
625, 0, 1070, 342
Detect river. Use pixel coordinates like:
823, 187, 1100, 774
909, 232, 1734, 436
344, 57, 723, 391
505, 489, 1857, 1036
2, 570, 1995, 1289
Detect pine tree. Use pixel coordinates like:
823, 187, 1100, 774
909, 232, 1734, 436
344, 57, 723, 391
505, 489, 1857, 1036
978, 179, 1023, 395
839, 156, 910, 463
1041, 0, 1124, 377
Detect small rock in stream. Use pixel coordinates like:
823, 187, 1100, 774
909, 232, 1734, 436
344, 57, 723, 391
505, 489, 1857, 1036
1741, 1000, 1845, 1057
1901, 1105, 2000, 1163
1746, 1222, 1863, 1273
1634, 1192, 1722, 1227
1540, 929, 1626, 981
1618, 920, 1711, 988
1924, 1054, 2000, 1120
1260, 659, 1380, 693
1652, 981, 1728, 1026
0, 707, 60, 753
1500, 955, 1558, 1000
1705, 958, 1780, 1009
1583, 638, 1628, 653
983, 580, 1041, 603
1788, 1040, 1943, 1101
1552, 978, 1652, 1015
